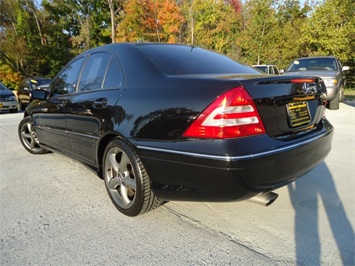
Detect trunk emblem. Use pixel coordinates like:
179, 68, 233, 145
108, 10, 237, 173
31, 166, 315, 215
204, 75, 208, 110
301, 83, 317, 94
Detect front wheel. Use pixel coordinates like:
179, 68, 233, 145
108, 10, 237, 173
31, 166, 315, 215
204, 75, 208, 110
339, 86, 344, 103
18, 116, 48, 154
103, 138, 162, 216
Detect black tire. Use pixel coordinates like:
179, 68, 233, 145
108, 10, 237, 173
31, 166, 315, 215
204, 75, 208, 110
19, 100, 25, 111
339, 86, 344, 103
18, 116, 48, 154
9, 108, 18, 113
103, 138, 161, 216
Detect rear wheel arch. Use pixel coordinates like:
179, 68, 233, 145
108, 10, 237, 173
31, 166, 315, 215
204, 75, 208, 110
101, 136, 162, 216
97, 133, 130, 175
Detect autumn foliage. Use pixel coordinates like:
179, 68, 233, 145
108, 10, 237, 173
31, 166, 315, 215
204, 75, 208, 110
0, 0, 354, 89
116, 0, 185, 43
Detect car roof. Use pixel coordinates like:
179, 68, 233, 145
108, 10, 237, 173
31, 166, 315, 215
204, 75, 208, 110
293, 56, 337, 60
84, 42, 189, 52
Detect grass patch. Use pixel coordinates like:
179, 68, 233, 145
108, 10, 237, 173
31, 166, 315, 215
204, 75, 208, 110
344, 88, 355, 100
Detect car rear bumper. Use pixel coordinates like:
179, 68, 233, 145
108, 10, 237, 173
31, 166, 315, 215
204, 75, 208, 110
136, 118, 334, 202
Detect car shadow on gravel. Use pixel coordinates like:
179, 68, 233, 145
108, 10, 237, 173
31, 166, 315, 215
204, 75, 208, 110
288, 162, 354, 265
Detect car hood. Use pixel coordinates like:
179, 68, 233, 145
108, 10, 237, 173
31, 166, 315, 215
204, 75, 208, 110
283, 70, 338, 78
0, 89, 15, 97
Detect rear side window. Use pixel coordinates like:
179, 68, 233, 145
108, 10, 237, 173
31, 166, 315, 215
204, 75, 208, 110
103, 59, 124, 89
137, 44, 258, 75
254, 66, 267, 73
78, 53, 111, 92
269, 66, 275, 74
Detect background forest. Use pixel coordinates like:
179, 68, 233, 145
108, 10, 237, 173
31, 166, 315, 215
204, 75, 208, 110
1, 0, 354, 89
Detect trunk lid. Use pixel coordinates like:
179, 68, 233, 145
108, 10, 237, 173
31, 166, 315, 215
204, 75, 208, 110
237, 75, 327, 137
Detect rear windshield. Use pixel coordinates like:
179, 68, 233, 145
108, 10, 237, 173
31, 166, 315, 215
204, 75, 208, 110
137, 44, 258, 75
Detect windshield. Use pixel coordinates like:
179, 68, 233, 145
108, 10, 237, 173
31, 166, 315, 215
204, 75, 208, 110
137, 44, 259, 75
0, 82, 9, 91
30, 79, 52, 89
286, 58, 338, 72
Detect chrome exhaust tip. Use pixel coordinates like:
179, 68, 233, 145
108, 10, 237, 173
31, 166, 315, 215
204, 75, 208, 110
249, 191, 279, 206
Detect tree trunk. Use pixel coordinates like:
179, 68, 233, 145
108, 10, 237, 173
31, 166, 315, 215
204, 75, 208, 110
108, 0, 115, 43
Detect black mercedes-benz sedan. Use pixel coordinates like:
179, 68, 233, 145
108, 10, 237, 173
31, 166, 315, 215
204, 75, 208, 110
18, 43, 333, 216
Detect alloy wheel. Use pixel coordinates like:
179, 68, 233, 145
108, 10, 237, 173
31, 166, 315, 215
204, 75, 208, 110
104, 147, 137, 209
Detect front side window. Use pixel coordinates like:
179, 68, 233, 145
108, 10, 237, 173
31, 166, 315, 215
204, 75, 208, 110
78, 53, 111, 92
51, 57, 85, 95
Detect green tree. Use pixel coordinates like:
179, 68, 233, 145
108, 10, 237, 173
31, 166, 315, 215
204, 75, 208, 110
42, 0, 113, 55
237, 0, 278, 65
0, 0, 45, 76
1, 0, 354, 88
301, 0, 355, 62
273, 0, 310, 68
107, 0, 124, 43
180, 0, 241, 56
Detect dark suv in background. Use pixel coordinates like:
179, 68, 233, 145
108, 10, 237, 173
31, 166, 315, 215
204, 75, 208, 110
281, 56, 350, 110
17, 77, 52, 110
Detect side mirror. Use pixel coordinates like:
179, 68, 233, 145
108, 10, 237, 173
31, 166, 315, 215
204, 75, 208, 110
342, 66, 350, 71
32, 89, 49, 100
280, 69, 284, 74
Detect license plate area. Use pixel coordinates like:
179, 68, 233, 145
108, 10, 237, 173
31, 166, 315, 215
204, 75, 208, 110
287, 101, 311, 127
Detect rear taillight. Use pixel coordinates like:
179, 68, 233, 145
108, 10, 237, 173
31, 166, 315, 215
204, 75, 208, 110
183, 86, 266, 139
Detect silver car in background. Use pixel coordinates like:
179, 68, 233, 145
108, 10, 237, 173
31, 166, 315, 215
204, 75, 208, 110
281, 56, 350, 110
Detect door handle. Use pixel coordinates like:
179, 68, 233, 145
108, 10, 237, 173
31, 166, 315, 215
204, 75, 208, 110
93, 98, 108, 108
